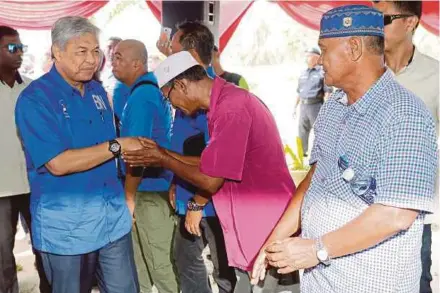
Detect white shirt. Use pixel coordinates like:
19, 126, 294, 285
0, 74, 31, 197
393, 48, 439, 225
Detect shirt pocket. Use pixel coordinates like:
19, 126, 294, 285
67, 115, 96, 148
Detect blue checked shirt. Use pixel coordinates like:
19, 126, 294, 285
301, 70, 437, 293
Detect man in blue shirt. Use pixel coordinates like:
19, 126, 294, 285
294, 47, 332, 156
156, 21, 235, 293
15, 16, 141, 293
112, 39, 178, 293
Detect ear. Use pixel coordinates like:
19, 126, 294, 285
52, 45, 63, 62
348, 37, 362, 61
406, 16, 419, 33
174, 79, 188, 95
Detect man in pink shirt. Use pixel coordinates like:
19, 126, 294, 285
123, 51, 296, 292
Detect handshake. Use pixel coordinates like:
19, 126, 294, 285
117, 137, 166, 168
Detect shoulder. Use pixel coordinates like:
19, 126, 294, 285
380, 77, 434, 126
18, 74, 53, 105
413, 50, 439, 77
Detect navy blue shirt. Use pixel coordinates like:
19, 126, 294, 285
172, 66, 216, 217
297, 66, 331, 100
15, 66, 131, 255
120, 72, 173, 191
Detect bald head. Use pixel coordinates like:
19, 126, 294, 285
118, 39, 148, 70
112, 39, 149, 85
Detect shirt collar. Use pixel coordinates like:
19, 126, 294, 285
130, 71, 158, 92
336, 69, 394, 115
207, 77, 227, 121
0, 71, 24, 86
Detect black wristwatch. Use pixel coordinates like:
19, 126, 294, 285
108, 139, 121, 157
187, 198, 205, 212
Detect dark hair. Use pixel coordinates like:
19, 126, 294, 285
374, 1, 422, 28
394, 1, 422, 29
176, 21, 214, 66
364, 36, 384, 55
0, 26, 18, 42
168, 65, 207, 86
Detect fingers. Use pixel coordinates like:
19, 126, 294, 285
138, 137, 156, 147
265, 241, 284, 254
277, 265, 296, 274
169, 192, 176, 210
265, 251, 285, 263
194, 224, 201, 237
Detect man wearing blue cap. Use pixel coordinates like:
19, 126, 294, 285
251, 5, 437, 292
294, 47, 332, 156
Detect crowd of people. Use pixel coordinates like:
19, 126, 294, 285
0, 1, 438, 293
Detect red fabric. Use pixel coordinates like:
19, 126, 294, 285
145, 0, 162, 22
276, 1, 439, 36
219, 1, 254, 51
420, 1, 439, 36
0, 1, 108, 29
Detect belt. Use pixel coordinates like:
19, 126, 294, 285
300, 98, 323, 105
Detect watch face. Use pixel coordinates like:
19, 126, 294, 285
110, 143, 120, 153
317, 249, 328, 262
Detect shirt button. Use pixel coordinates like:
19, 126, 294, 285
104, 183, 107, 187
320, 177, 326, 184
89, 120, 92, 124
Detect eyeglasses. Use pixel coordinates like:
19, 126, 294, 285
338, 155, 376, 203
384, 14, 414, 26
4, 43, 28, 54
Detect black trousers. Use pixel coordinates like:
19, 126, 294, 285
174, 216, 236, 293
0, 194, 51, 293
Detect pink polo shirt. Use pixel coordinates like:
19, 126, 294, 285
200, 77, 295, 271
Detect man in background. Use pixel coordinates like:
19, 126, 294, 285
373, 1, 439, 292
156, 21, 236, 293
101, 36, 130, 123
294, 47, 331, 156
212, 45, 249, 90
112, 39, 178, 293
0, 25, 50, 293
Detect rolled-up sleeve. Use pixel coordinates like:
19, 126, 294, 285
15, 94, 67, 170
200, 112, 251, 181
375, 115, 438, 212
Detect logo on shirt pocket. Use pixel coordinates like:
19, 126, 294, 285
92, 95, 107, 111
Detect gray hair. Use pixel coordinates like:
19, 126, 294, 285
51, 16, 100, 49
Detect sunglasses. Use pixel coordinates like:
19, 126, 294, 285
4, 43, 28, 54
384, 14, 414, 26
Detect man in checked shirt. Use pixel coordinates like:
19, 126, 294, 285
252, 5, 437, 293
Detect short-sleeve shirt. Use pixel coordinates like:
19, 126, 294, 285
393, 47, 439, 224
297, 66, 331, 100
302, 70, 437, 293
200, 77, 295, 270
172, 66, 217, 217
15, 65, 131, 255
120, 72, 173, 191
112, 80, 130, 121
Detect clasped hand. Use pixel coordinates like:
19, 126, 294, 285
250, 237, 319, 285
122, 137, 165, 167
